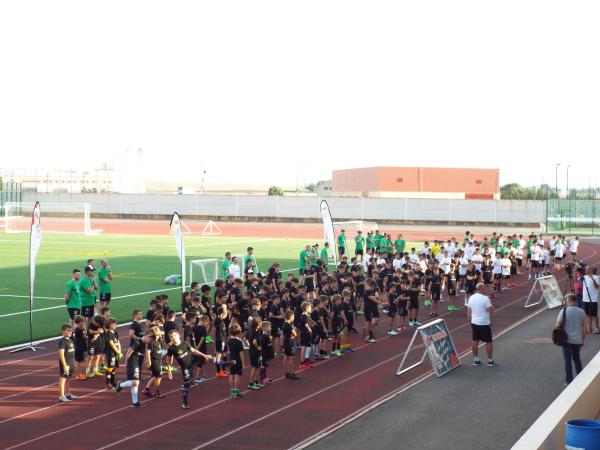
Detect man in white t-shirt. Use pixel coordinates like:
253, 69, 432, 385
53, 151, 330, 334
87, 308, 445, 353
440, 251, 452, 275
582, 267, 599, 334
554, 239, 565, 271
227, 257, 241, 279
569, 237, 580, 260
529, 243, 541, 280
467, 283, 496, 366
492, 253, 503, 293
471, 249, 484, 272
458, 253, 469, 293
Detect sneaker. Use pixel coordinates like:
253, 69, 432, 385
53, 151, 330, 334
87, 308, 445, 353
487, 360, 498, 367
424, 300, 431, 306
205, 336, 214, 344
216, 372, 229, 379
76, 374, 87, 381
413, 321, 422, 326
305, 359, 315, 365
473, 359, 482, 366
93, 370, 104, 377
459, 289, 466, 293
248, 383, 261, 390
261, 378, 270, 386
66, 394, 78, 400
142, 388, 153, 397
115, 382, 123, 394
286, 373, 300, 380
231, 392, 244, 399
340, 349, 350, 354
182, 403, 191, 409
106, 384, 115, 390
153, 391, 166, 398
299, 362, 312, 370
408, 321, 414, 327
255, 382, 264, 388
59, 396, 71, 403
194, 378, 203, 385
99, 364, 108, 372
131, 402, 145, 408
387, 330, 398, 336
346, 347, 355, 353
86, 371, 94, 379
367, 337, 376, 343
334, 349, 342, 356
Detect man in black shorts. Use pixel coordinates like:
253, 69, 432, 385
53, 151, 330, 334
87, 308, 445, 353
467, 283, 497, 367
58, 324, 78, 403
363, 280, 382, 343
167, 329, 214, 409
116, 333, 155, 408
65, 269, 81, 326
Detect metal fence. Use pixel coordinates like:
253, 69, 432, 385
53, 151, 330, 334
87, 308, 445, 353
546, 198, 600, 234
0, 182, 22, 215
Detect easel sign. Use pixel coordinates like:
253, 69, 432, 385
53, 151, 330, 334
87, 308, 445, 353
396, 319, 461, 378
524, 275, 563, 309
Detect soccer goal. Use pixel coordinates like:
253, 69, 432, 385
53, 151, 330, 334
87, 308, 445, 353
181, 219, 222, 236
333, 220, 379, 234
3, 202, 102, 235
189, 258, 220, 286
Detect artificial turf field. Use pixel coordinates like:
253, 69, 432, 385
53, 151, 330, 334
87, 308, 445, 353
0, 232, 417, 348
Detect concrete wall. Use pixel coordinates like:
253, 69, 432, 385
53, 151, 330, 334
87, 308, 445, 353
22, 192, 546, 225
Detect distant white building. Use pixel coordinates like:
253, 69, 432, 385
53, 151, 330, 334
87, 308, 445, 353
317, 180, 332, 197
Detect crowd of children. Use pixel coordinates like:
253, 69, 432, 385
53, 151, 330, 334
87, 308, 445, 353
57, 230, 581, 407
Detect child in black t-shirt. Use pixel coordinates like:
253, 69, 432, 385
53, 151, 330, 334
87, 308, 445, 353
298, 301, 314, 369
247, 317, 263, 390
116, 333, 155, 408
226, 323, 245, 399
163, 310, 177, 345
166, 329, 214, 409
259, 321, 274, 385
104, 318, 122, 390
268, 296, 284, 354
214, 306, 229, 378
330, 294, 346, 356
193, 315, 209, 384
58, 324, 77, 403
86, 316, 105, 378
73, 316, 87, 381
282, 310, 299, 380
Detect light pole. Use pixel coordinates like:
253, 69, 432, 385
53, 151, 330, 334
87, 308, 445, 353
566, 165, 571, 233
555, 163, 560, 199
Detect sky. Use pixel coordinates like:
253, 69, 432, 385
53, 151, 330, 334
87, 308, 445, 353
0, 1, 599, 189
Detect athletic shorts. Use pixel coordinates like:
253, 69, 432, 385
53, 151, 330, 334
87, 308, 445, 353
502, 274, 510, 280
229, 360, 243, 376
283, 341, 294, 357
494, 273, 502, 280
106, 355, 120, 370
408, 297, 419, 310
331, 319, 343, 336
249, 351, 261, 368
550, 251, 555, 256
517, 259, 523, 266
398, 300, 408, 317
126, 364, 142, 381
194, 355, 205, 368
82, 306, 95, 318
215, 340, 226, 354
571, 252, 577, 257
471, 324, 492, 343
99, 293, 112, 303
583, 302, 598, 317
150, 362, 162, 378
531, 261, 539, 268
555, 256, 563, 261
355, 249, 364, 256
387, 303, 397, 317
75, 349, 86, 363
364, 305, 380, 322
67, 308, 81, 320
338, 246, 345, 255
181, 366, 193, 383
300, 332, 311, 348
59, 363, 73, 379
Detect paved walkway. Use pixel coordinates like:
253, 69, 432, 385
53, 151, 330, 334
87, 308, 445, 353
308, 308, 600, 450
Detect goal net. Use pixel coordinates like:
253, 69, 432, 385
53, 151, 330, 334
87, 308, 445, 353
333, 220, 379, 235
181, 220, 222, 236
189, 258, 220, 286
3, 202, 102, 235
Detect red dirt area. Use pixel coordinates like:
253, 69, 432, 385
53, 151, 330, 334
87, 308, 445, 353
88, 218, 528, 242
1, 244, 597, 450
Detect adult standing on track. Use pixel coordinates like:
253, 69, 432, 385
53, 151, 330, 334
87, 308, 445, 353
65, 269, 82, 326
79, 267, 98, 324
467, 283, 497, 367
97, 259, 113, 312
581, 266, 599, 334
556, 293, 587, 384
299, 244, 311, 276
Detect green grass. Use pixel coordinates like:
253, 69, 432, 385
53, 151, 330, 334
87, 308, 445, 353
0, 233, 419, 348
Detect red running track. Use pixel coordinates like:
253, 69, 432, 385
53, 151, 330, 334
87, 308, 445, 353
1, 244, 598, 450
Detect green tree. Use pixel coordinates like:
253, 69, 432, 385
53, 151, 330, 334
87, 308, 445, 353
267, 186, 284, 196
305, 183, 317, 193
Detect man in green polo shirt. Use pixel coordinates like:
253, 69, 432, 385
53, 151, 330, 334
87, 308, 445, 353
366, 231, 375, 256
320, 242, 331, 269
79, 267, 98, 323
374, 230, 384, 251
97, 259, 113, 310
380, 233, 392, 256
243, 247, 258, 272
337, 230, 347, 260
354, 231, 365, 262
394, 234, 406, 255
65, 269, 82, 326
221, 252, 232, 278
299, 245, 311, 275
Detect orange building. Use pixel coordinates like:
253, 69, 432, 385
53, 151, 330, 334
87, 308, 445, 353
332, 167, 500, 199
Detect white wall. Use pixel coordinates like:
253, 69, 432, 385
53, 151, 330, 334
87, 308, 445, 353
22, 192, 546, 224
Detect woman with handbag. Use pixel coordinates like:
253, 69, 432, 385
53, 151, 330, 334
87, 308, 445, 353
555, 294, 587, 384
